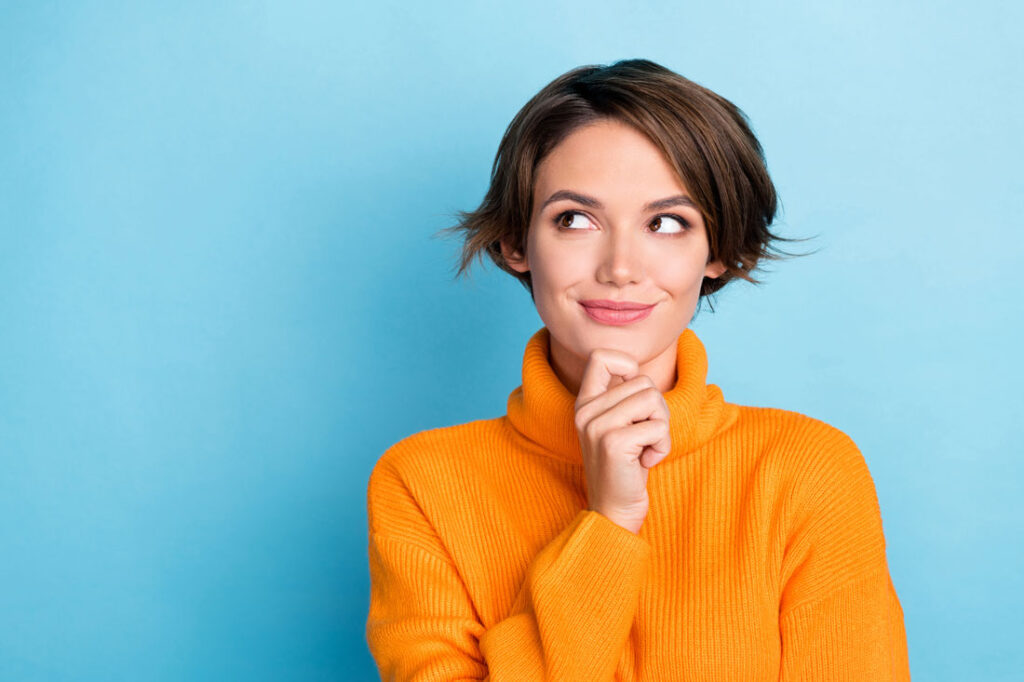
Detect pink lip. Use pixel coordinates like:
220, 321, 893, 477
579, 300, 656, 326
579, 299, 654, 310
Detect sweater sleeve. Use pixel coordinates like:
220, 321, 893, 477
366, 459, 650, 681
777, 433, 911, 680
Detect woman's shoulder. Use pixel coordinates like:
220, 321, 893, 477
732, 402, 858, 443
366, 416, 512, 542
368, 416, 510, 497
724, 404, 886, 556
728, 402, 870, 480
375, 416, 507, 468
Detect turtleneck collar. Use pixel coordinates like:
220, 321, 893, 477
505, 326, 738, 464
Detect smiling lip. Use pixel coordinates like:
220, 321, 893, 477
579, 300, 656, 326
579, 299, 654, 310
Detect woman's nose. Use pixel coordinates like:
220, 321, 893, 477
596, 228, 643, 286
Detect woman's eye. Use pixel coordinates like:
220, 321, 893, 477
555, 211, 592, 230
553, 210, 690, 234
650, 214, 689, 234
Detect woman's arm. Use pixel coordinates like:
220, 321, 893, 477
777, 433, 911, 680
366, 460, 649, 682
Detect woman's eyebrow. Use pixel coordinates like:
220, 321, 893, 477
539, 189, 697, 212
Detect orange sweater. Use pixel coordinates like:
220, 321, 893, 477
366, 326, 910, 681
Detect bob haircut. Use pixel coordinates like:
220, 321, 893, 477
439, 58, 814, 311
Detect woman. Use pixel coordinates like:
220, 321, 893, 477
365, 59, 910, 680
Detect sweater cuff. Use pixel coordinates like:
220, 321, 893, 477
532, 509, 651, 613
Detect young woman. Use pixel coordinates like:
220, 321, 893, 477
365, 58, 910, 680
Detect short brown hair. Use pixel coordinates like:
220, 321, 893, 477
437, 58, 815, 311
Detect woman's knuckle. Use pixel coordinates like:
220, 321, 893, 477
599, 429, 619, 452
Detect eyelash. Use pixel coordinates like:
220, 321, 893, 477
551, 210, 691, 235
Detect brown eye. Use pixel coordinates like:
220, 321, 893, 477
554, 211, 590, 230
650, 214, 688, 234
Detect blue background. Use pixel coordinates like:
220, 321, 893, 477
2, 1, 1021, 680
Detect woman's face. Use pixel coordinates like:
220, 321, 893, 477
501, 117, 726, 394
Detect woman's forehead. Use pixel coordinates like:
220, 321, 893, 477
534, 121, 689, 198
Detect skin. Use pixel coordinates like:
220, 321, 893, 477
500, 117, 727, 396
500, 117, 728, 533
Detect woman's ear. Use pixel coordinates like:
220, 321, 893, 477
499, 237, 530, 273
704, 258, 728, 279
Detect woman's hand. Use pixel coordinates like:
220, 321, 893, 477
574, 348, 672, 535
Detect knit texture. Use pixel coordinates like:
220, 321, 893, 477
366, 326, 910, 681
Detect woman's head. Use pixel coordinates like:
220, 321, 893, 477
439, 58, 811, 386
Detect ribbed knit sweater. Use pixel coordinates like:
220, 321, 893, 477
366, 326, 910, 681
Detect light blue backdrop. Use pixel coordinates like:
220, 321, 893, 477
2, 1, 1021, 680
